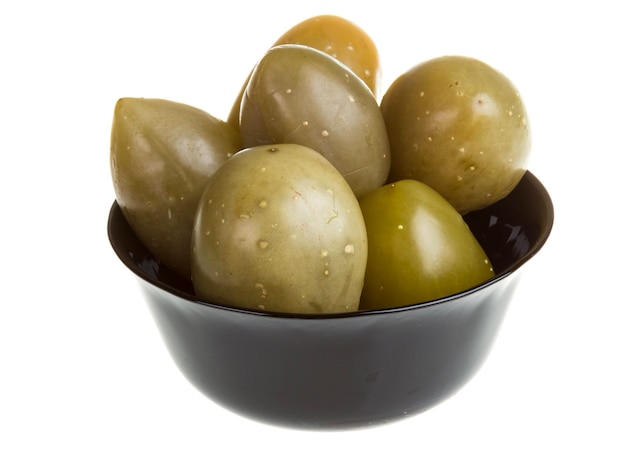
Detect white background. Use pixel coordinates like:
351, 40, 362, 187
2, 1, 624, 463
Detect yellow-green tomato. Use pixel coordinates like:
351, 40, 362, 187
381, 55, 531, 214
359, 179, 495, 310
273, 14, 381, 98
110, 98, 241, 279
240, 44, 390, 199
226, 14, 381, 128
191, 143, 368, 314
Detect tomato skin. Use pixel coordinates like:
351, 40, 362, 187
191, 143, 368, 314
110, 97, 241, 279
358, 179, 495, 310
239, 44, 390, 199
273, 14, 381, 98
381, 55, 530, 214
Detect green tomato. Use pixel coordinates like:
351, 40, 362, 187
191, 143, 368, 314
110, 98, 242, 279
359, 179, 495, 310
239, 44, 390, 199
381, 55, 531, 214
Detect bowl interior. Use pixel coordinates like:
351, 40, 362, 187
108, 170, 553, 314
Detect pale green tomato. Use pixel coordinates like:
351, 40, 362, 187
110, 98, 241, 278
191, 143, 368, 314
239, 44, 390, 199
381, 55, 531, 214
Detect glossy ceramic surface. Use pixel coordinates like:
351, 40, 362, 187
108, 171, 553, 429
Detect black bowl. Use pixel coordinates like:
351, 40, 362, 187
108, 171, 553, 429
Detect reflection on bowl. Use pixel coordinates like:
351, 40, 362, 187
108, 171, 553, 429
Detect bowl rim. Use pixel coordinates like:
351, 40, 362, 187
108, 170, 554, 320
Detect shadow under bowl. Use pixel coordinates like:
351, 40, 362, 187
108, 171, 553, 430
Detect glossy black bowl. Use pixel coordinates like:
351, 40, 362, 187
108, 171, 553, 429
